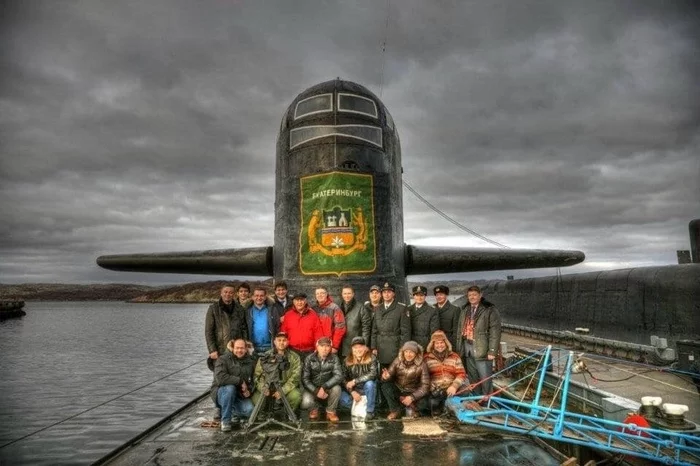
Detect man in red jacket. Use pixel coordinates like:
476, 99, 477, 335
313, 286, 347, 354
280, 292, 323, 361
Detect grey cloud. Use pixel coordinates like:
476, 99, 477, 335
1, 0, 698, 284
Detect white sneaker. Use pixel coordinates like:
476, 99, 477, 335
220, 421, 232, 432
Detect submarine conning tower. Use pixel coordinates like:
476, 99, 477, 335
273, 79, 408, 299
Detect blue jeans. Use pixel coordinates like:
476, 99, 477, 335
217, 385, 254, 422
339, 380, 377, 413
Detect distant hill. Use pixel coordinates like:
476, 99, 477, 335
0, 283, 158, 301
129, 280, 273, 303
0, 279, 496, 302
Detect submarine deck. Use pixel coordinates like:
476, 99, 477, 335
99, 398, 566, 466
100, 333, 699, 466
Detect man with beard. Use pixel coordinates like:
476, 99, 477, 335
339, 285, 372, 358
407, 285, 438, 350
252, 332, 302, 413
454, 286, 502, 397
280, 292, 323, 361
424, 330, 467, 415
313, 287, 346, 354
301, 337, 344, 423
212, 339, 255, 431
433, 285, 461, 349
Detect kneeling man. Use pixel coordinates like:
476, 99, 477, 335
301, 336, 344, 422
252, 332, 302, 413
380, 341, 430, 419
213, 339, 255, 431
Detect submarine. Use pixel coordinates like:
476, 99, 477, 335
97, 79, 584, 300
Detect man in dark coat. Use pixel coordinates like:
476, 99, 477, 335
212, 339, 255, 431
433, 285, 461, 349
301, 337, 344, 422
363, 284, 383, 347
371, 282, 411, 367
235, 282, 252, 309
271, 281, 291, 317
205, 284, 248, 365
454, 285, 502, 397
407, 285, 438, 350
339, 284, 372, 358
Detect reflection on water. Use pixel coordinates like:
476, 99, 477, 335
0, 301, 212, 465
458, 439, 560, 466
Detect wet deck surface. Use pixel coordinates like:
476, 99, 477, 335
103, 333, 699, 465
104, 399, 564, 466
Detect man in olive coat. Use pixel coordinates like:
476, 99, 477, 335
339, 284, 372, 358
370, 282, 411, 368
205, 285, 248, 365
454, 286, 502, 397
407, 285, 438, 350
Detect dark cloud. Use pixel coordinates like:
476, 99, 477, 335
1, 0, 698, 283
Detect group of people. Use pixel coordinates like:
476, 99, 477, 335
204, 281, 501, 431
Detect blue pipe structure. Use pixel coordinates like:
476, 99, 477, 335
446, 346, 700, 465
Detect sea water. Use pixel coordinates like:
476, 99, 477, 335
0, 301, 212, 465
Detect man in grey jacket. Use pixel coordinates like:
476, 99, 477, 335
339, 284, 372, 358
453, 286, 501, 397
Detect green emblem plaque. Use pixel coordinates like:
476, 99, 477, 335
299, 171, 376, 276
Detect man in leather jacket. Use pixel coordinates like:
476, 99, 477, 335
212, 339, 254, 431
339, 336, 378, 420
301, 337, 344, 422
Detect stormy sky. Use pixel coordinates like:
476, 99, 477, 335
1, 0, 698, 284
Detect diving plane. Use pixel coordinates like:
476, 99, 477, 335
97, 79, 584, 301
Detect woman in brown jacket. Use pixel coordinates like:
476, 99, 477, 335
380, 340, 430, 419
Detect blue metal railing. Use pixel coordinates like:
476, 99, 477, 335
447, 346, 700, 465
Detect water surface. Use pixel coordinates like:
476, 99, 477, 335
0, 301, 212, 465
